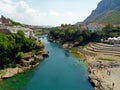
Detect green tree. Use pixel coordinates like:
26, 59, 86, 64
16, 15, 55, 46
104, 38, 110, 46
17, 30, 25, 37
16, 52, 24, 60
79, 36, 84, 43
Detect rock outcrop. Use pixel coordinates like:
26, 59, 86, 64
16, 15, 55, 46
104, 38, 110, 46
83, 43, 120, 90
0, 43, 48, 80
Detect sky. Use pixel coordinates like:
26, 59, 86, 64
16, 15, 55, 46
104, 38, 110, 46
0, 0, 101, 26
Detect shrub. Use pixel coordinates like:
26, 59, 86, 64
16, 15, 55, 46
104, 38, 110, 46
8, 63, 16, 68
16, 52, 24, 60
17, 30, 25, 37
31, 50, 36, 56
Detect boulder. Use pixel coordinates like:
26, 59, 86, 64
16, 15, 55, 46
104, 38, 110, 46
34, 55, 43, 60
41, 50, 49, 57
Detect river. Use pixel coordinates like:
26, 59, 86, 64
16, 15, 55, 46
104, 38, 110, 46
0, 36, 93, 90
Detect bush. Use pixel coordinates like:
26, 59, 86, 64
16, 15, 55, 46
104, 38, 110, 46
0, 32, 38, 69
16, 52, 24, 60
8, 63, 16, 68
31, 50, 36, 56
17, 30, 25, 37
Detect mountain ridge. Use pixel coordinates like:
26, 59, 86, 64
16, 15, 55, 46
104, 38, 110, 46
82, 0, 120, 24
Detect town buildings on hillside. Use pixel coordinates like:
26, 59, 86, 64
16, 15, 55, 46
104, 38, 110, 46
0, 15, 35, 39
78, 23, 120, 32
78, 23, 107, 31
57, 23, 120, 32
0, 16, 11, 25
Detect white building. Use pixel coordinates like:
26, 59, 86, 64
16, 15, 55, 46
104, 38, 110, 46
87, 23, 103, 32
0, 24, 8, 30
8, 26, 34, 38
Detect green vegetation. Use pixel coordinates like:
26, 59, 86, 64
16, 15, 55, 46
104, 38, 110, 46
48, 24, 120, 45
16, 52, 24, 60
83, 0, 120, 24
35, 29, 50, 36
0, 30, 36, 69
95, 7, 120, 24
98, 57, 113, 61
69, 48, 84, 59
102, 24, 120, 38
10, 21, 24, 27
31, 50, 36, 56
48, 24, 103, 45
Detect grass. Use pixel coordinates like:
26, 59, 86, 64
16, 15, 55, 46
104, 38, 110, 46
98, 57, 113, 61
69, 47, 84, 59
0, 70, 5, 74
68, 43, 93, 60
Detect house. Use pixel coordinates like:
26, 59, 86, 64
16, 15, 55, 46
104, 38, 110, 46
77, 23, 107, 31
0, 16, 11, 25
79, 24, 88, 30
87, 23, 103, 32
8, 26, 35, 38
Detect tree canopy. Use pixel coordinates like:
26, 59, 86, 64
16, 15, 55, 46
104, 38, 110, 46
48, 24, 120, 45
0, 30, 36, 69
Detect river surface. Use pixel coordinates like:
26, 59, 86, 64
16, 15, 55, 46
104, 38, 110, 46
0, 37, 93, 90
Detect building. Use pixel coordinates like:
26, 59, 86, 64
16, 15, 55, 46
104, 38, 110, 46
87, 23, 103, 32
79, 24, 88, 30
0, 16, 11, 25
8, 26, 34, 38
77, 23, 107, 31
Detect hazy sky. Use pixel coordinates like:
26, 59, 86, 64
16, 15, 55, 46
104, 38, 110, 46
0, 0, 101, 26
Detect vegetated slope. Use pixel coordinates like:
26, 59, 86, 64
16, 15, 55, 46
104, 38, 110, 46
83, 0, 120, 24
95, 7, 120, 24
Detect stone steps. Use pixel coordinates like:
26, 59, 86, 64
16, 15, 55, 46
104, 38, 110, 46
86, 43, 120, 56
93, 43, 120, 48
90, 45, 120, 52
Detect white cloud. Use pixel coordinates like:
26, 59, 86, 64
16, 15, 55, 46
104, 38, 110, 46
0, 0, 80, 26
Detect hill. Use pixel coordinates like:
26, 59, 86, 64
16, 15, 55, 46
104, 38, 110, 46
83, 0, 120, 24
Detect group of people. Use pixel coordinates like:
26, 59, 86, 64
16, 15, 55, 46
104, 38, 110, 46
88, 62, 116, 90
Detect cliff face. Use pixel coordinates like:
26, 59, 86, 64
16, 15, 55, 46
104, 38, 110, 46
83, 0, 120, 24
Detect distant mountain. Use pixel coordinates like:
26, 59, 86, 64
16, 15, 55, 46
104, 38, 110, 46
83, 0, 120, 24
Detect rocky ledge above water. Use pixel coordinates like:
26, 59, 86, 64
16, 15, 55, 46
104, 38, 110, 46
0, 43, 49, 80
48, 37, 80, 49
83, 43, 120, 90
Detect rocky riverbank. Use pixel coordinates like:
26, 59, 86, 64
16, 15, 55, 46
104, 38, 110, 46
47, 37, 120, 90
48, 37, 80, 48
79, 43, 120, 90
62, 43, 120, 90
58, 41, 120, 90
0, 43, 48, 80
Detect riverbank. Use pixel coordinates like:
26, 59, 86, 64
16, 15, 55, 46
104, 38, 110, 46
48, 37, 120, 90
69, 43, 120, 90
0, 43, 48, 80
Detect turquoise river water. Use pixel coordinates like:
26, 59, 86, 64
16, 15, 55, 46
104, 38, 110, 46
0, 36, 93, 90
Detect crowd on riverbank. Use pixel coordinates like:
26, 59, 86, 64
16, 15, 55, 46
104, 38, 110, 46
88, 61, 120, 90
79, 43, 120, 90
50, 39, 120, 90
